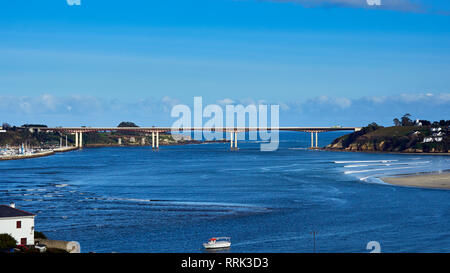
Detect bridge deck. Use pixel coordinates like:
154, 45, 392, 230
37, 127, 360, 133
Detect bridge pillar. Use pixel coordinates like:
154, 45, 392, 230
310, 132, 313, 148
315, 132, 318, 148
156, 132, 159, 150
75, 132, 79, 148
65, 135, 68, 147
118, 138, 122, 145
60, 137, 62, 148
234, 131, 238, 149
152, 132, 155, 150
230, 131, 234, 149
141, 137, 146, 145
79, 132, 83, 148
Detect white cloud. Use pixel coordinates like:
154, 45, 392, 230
66, 0, 81, 6
217, 98, 235, 105
310, 95, 352, 109
0, 92, 449, 127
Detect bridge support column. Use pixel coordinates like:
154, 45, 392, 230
65, 135, 68, 147
230, 131, 234, 149
79, 132, 83, 148
118, 138, 122, 145
156, 132, 159, 150
234, 131, 238, 149
75, 132, 79, 148
310, 132, 313, 148
60, 137, 62, 148
315, 132, 318, 148
141, 137, 146, 145
152, 132, 155, 150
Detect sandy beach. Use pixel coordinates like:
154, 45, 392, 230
381, 172, 450, 190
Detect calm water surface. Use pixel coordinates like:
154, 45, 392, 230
1, 132, 449, 253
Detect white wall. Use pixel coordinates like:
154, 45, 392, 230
0, 216, 35, 245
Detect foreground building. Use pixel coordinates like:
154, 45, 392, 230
0, 203, 35, 246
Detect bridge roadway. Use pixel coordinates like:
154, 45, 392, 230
34, 126, 361, 150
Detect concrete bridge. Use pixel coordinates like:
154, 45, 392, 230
35, 126, 361, 150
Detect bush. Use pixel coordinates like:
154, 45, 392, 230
0, 234, 17, 250
34, 231, 47, 239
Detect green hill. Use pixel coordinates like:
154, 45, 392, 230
326, 123, 449, 153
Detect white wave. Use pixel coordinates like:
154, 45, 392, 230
100, 196, 264, 210
344, 161, 430, 168
344, 166, 415, 174
335, 160, 398, 164
359, 176, 389, 185
55, 184, 69, 188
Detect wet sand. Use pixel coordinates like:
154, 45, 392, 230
381, 172, 450, 190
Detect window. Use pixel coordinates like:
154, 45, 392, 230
16, 221, 21, 229
20, 238, 27, 245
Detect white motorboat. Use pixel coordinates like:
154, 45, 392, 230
203, 237, 231, 249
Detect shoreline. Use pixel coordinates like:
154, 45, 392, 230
381, 172, 450, 190
319, 147, 450, 156
0, 150, 55, 161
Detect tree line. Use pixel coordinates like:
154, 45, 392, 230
393, 114, 450, 127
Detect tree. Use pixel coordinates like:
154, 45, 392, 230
34, 231, 47, 239
118, 122, 139, 127
419, 120, 431, 126
0, 234, 17, 250
2, 123, 11, 130
393, 118, 401, 127
401, 113, 413, 126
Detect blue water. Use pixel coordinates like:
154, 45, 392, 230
1, 132, 450, 253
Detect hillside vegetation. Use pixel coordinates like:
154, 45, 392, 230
326, 123, 449, 153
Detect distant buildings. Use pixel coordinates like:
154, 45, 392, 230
423, 136, 443, 143
0, 203, 36, 246
423, 127, 447, 143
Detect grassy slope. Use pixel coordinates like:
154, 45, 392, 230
327, 126, 448, 153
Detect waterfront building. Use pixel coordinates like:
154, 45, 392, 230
0, 203, 35, 246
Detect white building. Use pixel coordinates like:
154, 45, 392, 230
423, 137, 444, 143
0, 203, 35, 246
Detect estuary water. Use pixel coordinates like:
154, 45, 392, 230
1, 132, 450, 253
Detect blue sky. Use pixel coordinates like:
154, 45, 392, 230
1, 0, 449, 126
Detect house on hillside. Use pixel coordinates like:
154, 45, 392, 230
0, 203, 35, 246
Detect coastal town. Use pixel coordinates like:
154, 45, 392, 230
0, 122, 198, 161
